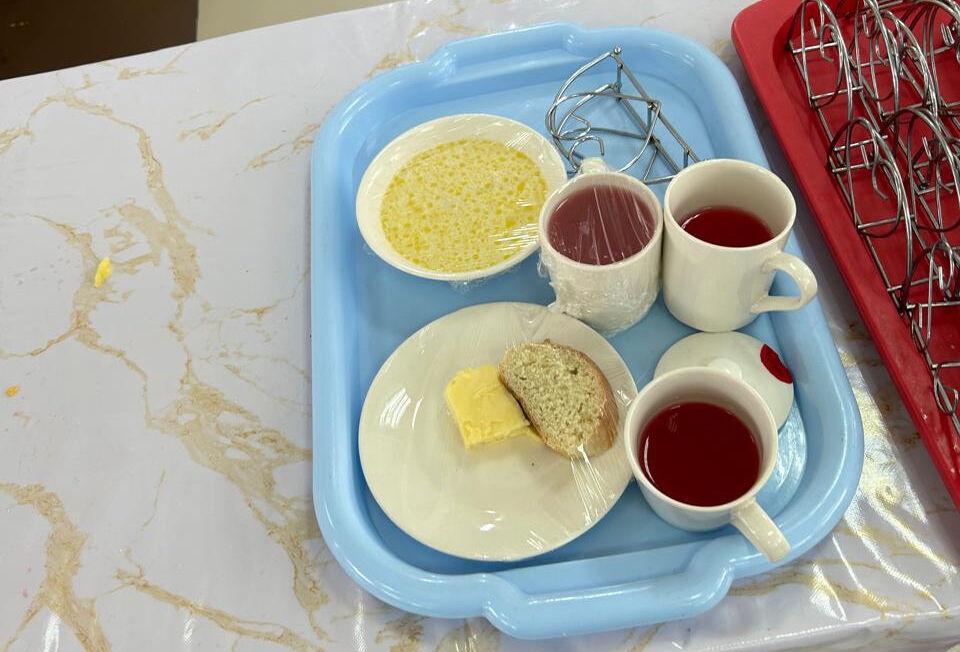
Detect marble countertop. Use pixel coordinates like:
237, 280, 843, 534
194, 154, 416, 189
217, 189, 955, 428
2, 0, 959, 649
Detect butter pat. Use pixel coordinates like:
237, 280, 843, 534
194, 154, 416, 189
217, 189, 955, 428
444, 365, 536, 448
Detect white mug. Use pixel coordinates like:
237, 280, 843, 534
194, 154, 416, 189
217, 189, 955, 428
662, 159, 817, 332
538, 158, 663, 334
623, 367, 790, 562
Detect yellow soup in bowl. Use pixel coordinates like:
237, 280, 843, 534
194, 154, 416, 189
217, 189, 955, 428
380, 138, 547, 274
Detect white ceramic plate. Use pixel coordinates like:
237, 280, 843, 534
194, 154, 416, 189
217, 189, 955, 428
355, 114, 569, 282
359, 302, 636, 561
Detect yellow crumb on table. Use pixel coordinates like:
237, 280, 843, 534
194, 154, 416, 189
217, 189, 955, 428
5, 385, 20, 397
94, 257, 113, 288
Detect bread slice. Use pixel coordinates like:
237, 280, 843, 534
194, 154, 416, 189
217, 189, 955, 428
498, 341, 618, 458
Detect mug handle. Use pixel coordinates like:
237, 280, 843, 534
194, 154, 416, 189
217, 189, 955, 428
750, 251, 818, 314
730, 499, 790, 562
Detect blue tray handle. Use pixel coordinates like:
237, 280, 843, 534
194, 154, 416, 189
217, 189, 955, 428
426, 23, 627, 84
431, 23, 578, 68
482, 547, 735, 639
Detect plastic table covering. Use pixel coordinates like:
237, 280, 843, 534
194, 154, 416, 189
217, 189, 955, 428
0, 0, 958, 650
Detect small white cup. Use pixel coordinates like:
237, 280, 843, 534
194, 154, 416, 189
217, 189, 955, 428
538, 158, 663, 334
623, 367, 791, 562
662, 159, 817, 332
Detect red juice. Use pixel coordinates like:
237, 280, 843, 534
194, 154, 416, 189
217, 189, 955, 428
680, 206, 773, 248
638, 402, 761, 507
547, 184, 655, 265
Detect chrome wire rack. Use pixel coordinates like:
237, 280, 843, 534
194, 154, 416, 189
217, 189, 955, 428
787, 0, 960, 431
545, 47, 700, 183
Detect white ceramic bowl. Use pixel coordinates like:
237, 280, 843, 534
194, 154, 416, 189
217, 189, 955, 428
355, 114, 569, 282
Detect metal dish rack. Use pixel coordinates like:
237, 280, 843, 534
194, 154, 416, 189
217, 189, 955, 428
787, 0, 960, 436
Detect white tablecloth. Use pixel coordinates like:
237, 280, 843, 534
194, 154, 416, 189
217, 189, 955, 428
1, 0, 959, 649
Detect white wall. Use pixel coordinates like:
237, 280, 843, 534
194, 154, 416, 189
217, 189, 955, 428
198, 0, 393, 39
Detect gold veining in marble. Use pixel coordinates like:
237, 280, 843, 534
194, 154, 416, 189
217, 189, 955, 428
195, 272, 311, 400
434, 618, 500, 652
0, 79, 330, 644
375, 613, 425, 652
112, 201, 200, 302
20, 86, 204, 322
836, 553, 945, 610
219, 362, 307, 413
111, 46, 191, 80
245, 121, 322, 171
140, 471, 166, 532
103, 223, 138, 256
178, 98, 267, 141
203, 341, 309, 382
730, 562, 909, 615
366, 50, 419, 78
410, 14, 474, 40
623, 624, 663, 652
198, 267, 308, 347
837, 348, 887, 369
835, 319, 958, 584
365, 3, 478, 79
330, 602, 395, 623
840, 323, 944, 472
0, 126, 31, 157
116, 554, 315, 650
0, 216, 150, 390
144, 360, 327, 639
0, 484, 109, 651
709, 37, 741, 65
834, 520, 953, 572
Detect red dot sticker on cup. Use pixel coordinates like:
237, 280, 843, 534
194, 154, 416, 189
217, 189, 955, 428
760, 344, 793, 384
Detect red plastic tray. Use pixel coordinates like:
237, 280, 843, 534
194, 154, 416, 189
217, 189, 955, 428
732, 0, 960, 508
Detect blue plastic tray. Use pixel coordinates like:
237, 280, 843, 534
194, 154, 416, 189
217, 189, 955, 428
311, 23, 863, 639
